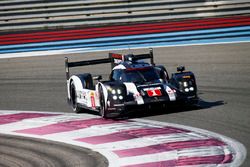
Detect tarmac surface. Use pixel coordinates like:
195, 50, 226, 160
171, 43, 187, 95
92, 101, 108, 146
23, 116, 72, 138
0, 42, 249, 166
0, 134, 108, 167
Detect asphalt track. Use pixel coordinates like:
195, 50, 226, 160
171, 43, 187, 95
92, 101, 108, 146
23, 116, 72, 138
0, 134, 108, 167
0, 42, 249, 166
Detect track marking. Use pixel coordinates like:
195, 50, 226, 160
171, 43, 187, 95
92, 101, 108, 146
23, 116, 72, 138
121, 154, 233, 167
1, 16, 249, 45
113, 138, 226, 158
0, 112, 60, 125
0, 40, 249, 59
15, 118, 125, 135
75, 126, 189, 144
0, 110, 246, 167
1, 26, 249, 50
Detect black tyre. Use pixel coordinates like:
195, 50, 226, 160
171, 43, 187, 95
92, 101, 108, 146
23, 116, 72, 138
70, 82, 83, 113
98, 86, 107, 118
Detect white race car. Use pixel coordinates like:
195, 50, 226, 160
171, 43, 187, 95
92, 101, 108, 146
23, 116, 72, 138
65, 49, 198, 118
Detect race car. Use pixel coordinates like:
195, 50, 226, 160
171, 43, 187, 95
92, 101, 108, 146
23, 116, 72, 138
65, 48, 198, 118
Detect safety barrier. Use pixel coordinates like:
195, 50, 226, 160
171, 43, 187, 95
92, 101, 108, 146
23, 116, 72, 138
1, 0, 250, 32
0, 15, 250, 58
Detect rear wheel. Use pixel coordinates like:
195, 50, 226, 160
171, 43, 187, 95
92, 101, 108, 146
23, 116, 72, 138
70, 82, 83, 113
98, 86, 107, 118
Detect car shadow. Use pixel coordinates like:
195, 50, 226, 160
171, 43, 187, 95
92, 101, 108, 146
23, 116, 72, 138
81, 109, 100, 116
78, 98, 225, 120
119, 98, 225, 120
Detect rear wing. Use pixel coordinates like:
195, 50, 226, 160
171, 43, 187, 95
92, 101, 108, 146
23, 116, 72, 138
109, 48, 154, 69
65, 57, 111, 80
65, 48, 154, 80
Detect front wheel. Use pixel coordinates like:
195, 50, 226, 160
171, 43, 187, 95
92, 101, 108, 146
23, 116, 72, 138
98, 86, 107, 118
70, 82, 83, 113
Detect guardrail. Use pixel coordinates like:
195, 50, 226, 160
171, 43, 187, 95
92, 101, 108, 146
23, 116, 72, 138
1, 0, 250, 32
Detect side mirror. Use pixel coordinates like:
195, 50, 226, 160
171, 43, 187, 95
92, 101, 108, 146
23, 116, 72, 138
177, 66, 185, 72
93, 75, 102, 81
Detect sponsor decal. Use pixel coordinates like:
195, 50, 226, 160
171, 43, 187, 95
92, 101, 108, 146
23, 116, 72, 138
111, 53, 123, 59
166, 86, 176, 101
167, 89, 175, 93
114, 59, 122, 64
183, 75, 191, 79
111, 53, 124, 64
79, 91, 87, 99
90, 91, 95, 96
133, 92, 144, 104
82, 91, 87, 99
90, 91, 96, 109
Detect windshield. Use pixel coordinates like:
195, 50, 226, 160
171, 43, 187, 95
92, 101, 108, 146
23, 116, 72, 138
121, 67, 160, 83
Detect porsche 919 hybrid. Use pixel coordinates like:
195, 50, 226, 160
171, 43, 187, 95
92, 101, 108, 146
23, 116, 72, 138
65, 49, 198, 118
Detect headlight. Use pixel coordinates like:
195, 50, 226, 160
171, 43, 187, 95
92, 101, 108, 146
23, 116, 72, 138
119, 95, 123, 100
183, 82, 188, 87
117, 89, 122, 94
189, 87, 194, 91
111, 89, 116, 94
113, 95, 118, 100
184, 88, 189, 92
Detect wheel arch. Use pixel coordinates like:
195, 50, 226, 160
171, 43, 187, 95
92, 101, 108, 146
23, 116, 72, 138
97, 82, 109, 104
68, 75, 85, 101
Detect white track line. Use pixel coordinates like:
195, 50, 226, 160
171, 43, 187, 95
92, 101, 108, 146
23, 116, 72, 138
0, 41, 249, 59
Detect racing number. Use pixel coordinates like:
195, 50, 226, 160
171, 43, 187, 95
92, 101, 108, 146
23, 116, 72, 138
147, 89, 162, 97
